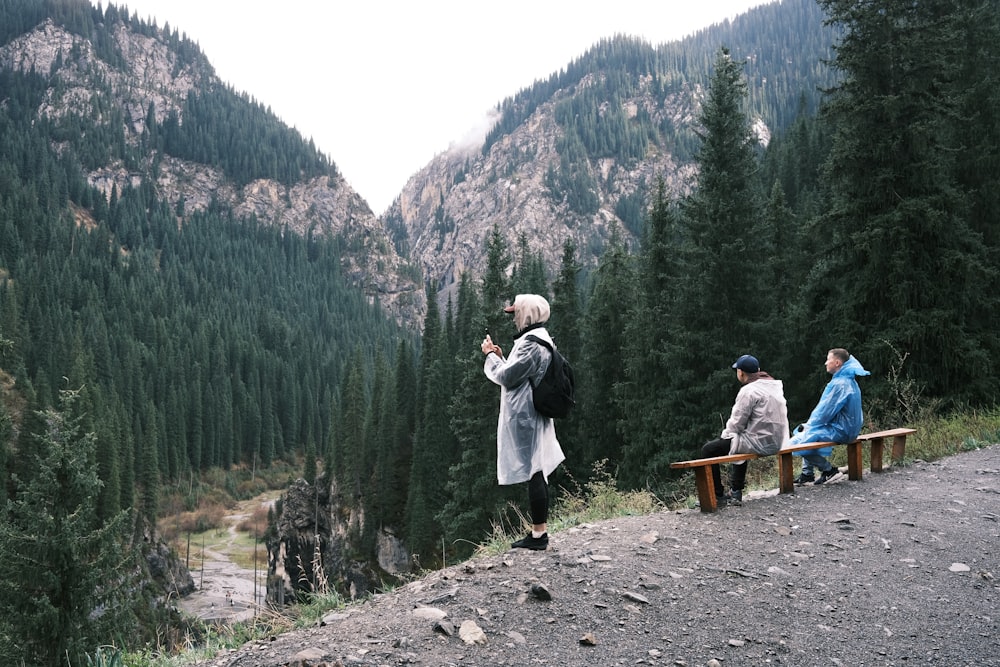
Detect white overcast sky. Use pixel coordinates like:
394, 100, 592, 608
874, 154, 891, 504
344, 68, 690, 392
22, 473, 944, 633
110, 1, 770, 214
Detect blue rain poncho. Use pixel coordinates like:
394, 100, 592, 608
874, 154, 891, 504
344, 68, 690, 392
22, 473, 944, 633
787, 355, 870, 457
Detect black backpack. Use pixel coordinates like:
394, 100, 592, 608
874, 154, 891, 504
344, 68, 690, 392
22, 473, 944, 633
525, 335, 576, 419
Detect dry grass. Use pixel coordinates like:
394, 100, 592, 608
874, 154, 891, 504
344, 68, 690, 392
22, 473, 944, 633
159, 502, 227, 542
236, 503, 270, 539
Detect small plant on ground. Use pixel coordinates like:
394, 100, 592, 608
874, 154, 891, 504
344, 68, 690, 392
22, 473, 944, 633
292, 590, 348, 629
84, 646, 123, 667
475, 460, 663, 556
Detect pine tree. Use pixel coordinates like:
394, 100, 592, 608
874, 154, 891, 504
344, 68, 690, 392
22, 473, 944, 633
376, 340, 415, 532
578, 225, 635, 480
139, 400, 160, 528
652, 47, 764, 468
617, 181, 681, 487
548, 239, 583, 458
405, 286, 445, 562
813, 0, 1000, 406
550, 239, 583, 358
510, 232, 548, 296
758, 181, 801, 383
338, 347, 367, 500
360, 348, 389, 553
0, 324, 13, 494
0, 388, 136, 666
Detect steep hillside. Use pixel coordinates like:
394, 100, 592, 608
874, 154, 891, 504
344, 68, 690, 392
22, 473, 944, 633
0, 5, 421, 325
386, 0, 838, 302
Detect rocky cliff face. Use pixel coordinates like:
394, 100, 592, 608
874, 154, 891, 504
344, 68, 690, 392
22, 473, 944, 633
267, 475, 399, 605
385, 73, 710, 304
144, 531, 196, 600
0, 18, 422, 327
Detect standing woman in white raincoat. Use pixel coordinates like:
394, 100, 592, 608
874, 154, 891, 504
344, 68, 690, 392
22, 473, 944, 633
481, 294, 565, 550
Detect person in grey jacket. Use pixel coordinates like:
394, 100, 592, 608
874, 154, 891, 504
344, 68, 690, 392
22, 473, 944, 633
701, 354, 790, 506
481, 294, 565, 550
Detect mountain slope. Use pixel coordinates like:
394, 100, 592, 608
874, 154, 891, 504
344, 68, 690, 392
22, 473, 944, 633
185, 445, 1000, 666
386, 0, 839, 302
0, 4, 421, 324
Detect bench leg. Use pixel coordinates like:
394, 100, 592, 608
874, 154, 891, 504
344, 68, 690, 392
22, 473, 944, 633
693, 467, 718, 513
870, 437, 885, 473
891, 434, 907, 465
846, 441, 863, 481
778, 452, 795, 494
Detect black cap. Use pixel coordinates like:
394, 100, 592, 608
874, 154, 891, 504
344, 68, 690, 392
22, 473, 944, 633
732, 354, 760, 373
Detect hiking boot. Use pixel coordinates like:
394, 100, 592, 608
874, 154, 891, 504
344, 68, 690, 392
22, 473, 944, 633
723, 490, 743, 506
815, 467, 844, 485
511, 532, 549, 551
794, 472, 815, 485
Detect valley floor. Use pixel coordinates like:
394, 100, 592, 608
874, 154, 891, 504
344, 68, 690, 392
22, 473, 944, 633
176, 495, 274, 625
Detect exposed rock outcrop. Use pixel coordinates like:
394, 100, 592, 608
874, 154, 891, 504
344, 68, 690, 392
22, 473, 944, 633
386, 74, 707, 305
267, 475, 399, 606
144, 532, 196, 599
0, 18, 422, 327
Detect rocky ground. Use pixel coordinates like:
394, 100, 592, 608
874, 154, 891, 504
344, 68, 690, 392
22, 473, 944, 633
189, 445, 1000, 667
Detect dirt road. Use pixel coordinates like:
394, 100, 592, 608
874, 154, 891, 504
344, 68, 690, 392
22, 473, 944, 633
176, 494, 274, 624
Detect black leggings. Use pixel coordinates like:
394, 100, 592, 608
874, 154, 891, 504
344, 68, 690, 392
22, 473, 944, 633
702, 437, 748, 494
528, 471, 549, 525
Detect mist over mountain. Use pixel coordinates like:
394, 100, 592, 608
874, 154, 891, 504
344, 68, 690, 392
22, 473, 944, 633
387, 0, 839, 305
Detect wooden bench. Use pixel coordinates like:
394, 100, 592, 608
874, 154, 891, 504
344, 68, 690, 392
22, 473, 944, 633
670, 428, 917, 513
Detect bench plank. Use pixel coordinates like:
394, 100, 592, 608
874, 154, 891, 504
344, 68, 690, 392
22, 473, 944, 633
858, 428, 915, 472
776, 442, 841, 493
671, 428, 916, 513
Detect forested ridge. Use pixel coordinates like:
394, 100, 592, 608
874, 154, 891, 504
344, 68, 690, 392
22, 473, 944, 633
0, 1, 410, 660
380, 0, 1000, 580
1, 0, 999, 664
485, 0, 839, 222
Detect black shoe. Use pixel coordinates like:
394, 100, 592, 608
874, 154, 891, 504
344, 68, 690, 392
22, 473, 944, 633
815, 467, 844, 485
511, 532, 549, 551
726, 489, 743, 506
794, 472, 815, 485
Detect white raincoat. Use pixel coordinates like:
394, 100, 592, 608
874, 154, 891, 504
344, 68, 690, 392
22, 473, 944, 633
721, 374, 790, 456
484, 296, 565, 485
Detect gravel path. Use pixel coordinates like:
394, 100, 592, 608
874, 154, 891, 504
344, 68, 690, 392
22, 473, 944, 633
193, 444, 1000, 667
177, 500, 271, 624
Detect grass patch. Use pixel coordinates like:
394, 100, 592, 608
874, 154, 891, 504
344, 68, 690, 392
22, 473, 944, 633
473, 460, 664, 557
119, 610, 294, 667
291, 591, 349, 629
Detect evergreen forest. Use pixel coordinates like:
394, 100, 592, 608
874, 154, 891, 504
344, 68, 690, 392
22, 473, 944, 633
1, 0, 999, 664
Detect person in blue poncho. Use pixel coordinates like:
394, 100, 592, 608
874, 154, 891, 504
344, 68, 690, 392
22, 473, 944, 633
787, 348, 870, 485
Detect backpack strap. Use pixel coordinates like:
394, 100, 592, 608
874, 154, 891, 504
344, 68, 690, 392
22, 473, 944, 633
525, 334, 553, 353
524, 335, 552, 388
